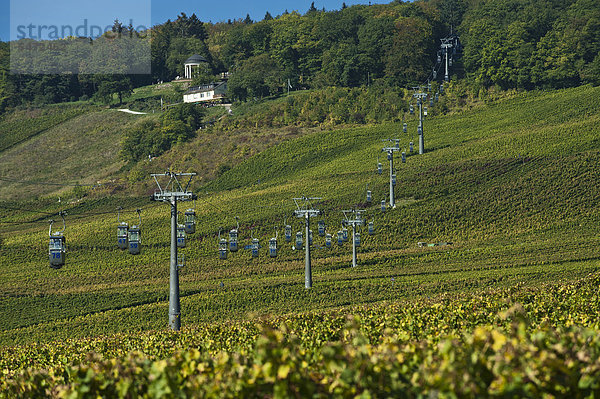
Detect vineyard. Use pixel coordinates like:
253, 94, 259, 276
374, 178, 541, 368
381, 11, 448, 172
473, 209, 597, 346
1, 84, 600, 396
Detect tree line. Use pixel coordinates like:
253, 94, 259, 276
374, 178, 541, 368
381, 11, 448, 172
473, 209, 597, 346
0, 0, 599, 114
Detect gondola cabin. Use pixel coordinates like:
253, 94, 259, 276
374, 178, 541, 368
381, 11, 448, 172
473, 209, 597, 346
251, 238, 259, 258
309, 230, 313, 245
177, 225, 186, 248
402, 152, 406, 163
430, 98, 434, 107
229, 229, 238, 252
366, 190, 372, 203
409, 141, 414, 153
403, 123, 407, 133
395, 140, 400, 150
409, 104, 414, 114
424, 107, 428, 117
381, 200, 386, 212
392, 174, 397, 186
318, 221, 325, 236
296, 232, 303, 250
325, 233, 332, 248
387, 152, 392, 161
184, 209, 196, 234
117, 222, 128, 250
269, 237, 277, 258
337, 231, 344, 246
377, 162, 383, 175
285, 225, 292, 242
49, 233, 66, 269
128, 226, 141, 255
368, 221, 374, 235
219, 238, 228, 260
354, 232, 361, 247
342, 227, 348, 242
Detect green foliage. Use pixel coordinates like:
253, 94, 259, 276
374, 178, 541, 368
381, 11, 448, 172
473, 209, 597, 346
221, 86, 406, 129
120, 103, 204, 162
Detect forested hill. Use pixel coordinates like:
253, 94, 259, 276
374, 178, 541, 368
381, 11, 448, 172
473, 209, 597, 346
0, 0, 599, 114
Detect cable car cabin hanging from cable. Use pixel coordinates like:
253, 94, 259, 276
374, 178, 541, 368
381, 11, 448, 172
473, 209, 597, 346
366, 190, 372, 203
368, 220, 374, 235
117, 222, 128, 250
402, 151, 406, 163
409, 141, 414, 153
295, 231, 303, 250
128, 226, 141, 255
229, 229, 238, 252
269, 237, 277, 258
219, 238, 228, 260
318, 220, 325, 237
377, 161, 383, 175
354, 232, 361, 247
177, 225, 186, 248
342, 227, 348, 242
381, 200, 386, 212
116, 207, 128, 250
284, 224, 292, 242
184, 209, 196, 234
403, 123, 407, 133
309, 230, 313, 245
337, 230, 344, 246
251, 238, 259, 258
325, 233, 332, 248
48, 214, 67, 269
409, 104, 414, 114
392, 173, 397, 186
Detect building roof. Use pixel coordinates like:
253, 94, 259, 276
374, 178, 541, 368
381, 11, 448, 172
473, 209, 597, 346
184, 54, 208, 65
185, 81, 226, 95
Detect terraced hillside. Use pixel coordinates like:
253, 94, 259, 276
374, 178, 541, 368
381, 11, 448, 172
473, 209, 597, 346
1, 85, 600, 396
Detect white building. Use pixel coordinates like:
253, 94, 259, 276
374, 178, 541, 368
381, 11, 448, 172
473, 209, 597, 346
183, 82, 228, 104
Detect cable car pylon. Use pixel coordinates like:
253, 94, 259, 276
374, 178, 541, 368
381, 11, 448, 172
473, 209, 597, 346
150, 171, 197, 332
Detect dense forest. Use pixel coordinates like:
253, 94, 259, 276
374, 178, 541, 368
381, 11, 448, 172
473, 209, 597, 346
0, 0, 599, 114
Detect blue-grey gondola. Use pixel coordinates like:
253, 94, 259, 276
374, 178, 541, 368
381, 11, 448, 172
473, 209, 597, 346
184, 209, 196, 234
177, 225, 186, 248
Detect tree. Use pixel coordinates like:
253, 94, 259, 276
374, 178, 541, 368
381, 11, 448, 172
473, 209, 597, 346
264, 11, 273, 21
93, 76, 132, 104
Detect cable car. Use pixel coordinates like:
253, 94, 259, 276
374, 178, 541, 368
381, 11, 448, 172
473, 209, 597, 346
269, 237, 277, 258
296, 232, 303, 250
229, 229, 238, 252
368, 220, 374, 235
354, 232, 361, 247
285, 224, 292, 242
430, 98, 434, 107
377, 161, 383, 175
117, 222, 128, 250
392, 174, 397, 186
325, 233, 332, 248
424, 107, 428, 117
449, 58, 453, 67
177, 224, 186, 248
309, 230, 313, 245
395, 139, 400, 149
366, 190, 372, 203
128, 226, 141, 255
433, 70, 437, 80
409, 141, 414, 153
435, 93, 439, 101
342, 227, 348, 242
128, 209, 142, 255
403, 123, 407, 133
116, 207, 128, 250
219, 238, 228, 260
437, 52, 441, 63
409, 104, 414, 114
427, 83, 431, 92
337, 230, 344, 246
318, 221, 325, 236
387, 152, 392, 161
48, 215, 67, 269
184, 209, 196, 234
251, 238, 259, 258
229, 217, 239, 252
418, 126, 423, 136
402, 151, 406, 163
381, 200, 386, 212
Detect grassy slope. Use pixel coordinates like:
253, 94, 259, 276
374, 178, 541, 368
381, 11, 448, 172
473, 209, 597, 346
0, 109, 146, 200
1, 85, 600, 347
